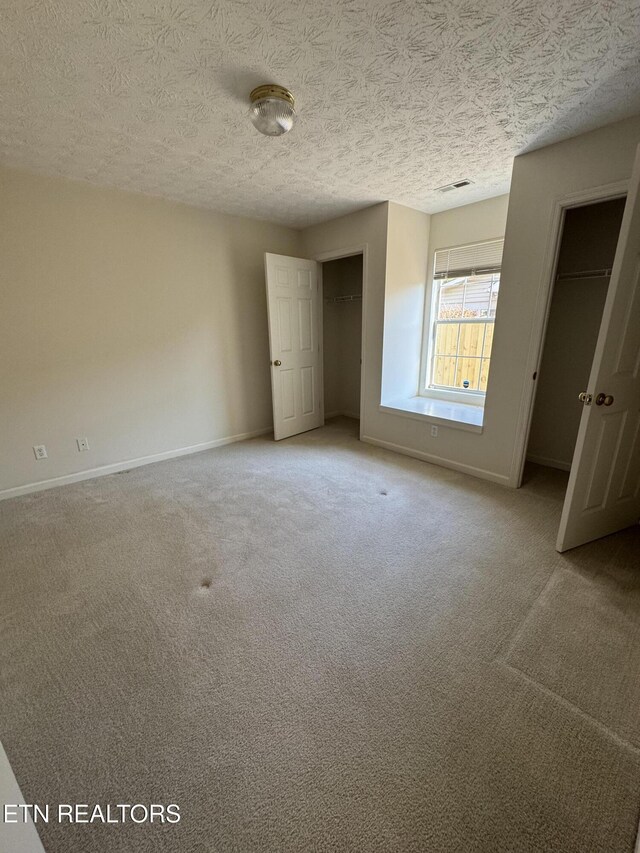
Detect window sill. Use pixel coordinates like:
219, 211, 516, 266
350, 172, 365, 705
380, 395, 484, 433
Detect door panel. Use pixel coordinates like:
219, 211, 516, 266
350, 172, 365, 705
277, 297, 293, 351
280, 369, 296, 421
298, 299, 313, 351
582, 411, 624, 510
615, 259, 640, 373
265, 253, 323, 440
619, 415, 640, 500
557, 145, 640, 551
301, 366, 315, 415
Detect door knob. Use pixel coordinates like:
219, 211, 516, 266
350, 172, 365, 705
273, 359, 281, 367
595, 393, 614, 406
578, 392, 592, 405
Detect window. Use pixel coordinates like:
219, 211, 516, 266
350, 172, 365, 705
422, 238, 503, 399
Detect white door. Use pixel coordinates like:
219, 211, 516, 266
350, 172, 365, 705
557, 145, 640, 552
265, 253, 324, 440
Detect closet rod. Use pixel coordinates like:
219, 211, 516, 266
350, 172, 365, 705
556, 267, 612, 281
325, 293, 362, 304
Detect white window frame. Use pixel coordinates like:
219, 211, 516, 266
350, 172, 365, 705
418, 237, 503, 406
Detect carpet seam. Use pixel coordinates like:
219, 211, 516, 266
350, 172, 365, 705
497, 658, 640, 757
497, 568, 560, 661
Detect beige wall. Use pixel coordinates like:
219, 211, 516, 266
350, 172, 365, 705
380, 203, 431, 404
426, 195, 510, 281
0, 166, 302, 494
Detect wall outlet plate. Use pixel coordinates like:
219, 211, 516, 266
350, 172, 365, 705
33, 445, 48, 460
76, 437, 90, 452
431, 425, 438, 437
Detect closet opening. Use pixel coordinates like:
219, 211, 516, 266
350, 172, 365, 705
320, 253, 363, 424
523, 196, 626, 489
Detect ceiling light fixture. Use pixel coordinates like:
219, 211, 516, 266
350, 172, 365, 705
249, 85, 296, 137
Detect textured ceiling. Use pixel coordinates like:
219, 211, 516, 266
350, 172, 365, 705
1, 1, 640, 228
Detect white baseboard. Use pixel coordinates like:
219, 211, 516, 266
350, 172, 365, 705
526, 453, 571, 472
0, 427, 272, 501
361, 434, 510, 486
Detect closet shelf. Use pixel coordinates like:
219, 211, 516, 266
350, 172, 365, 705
556, 267, 612, 281
324, 293, 362, 304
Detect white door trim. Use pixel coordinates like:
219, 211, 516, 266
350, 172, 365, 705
313, 244, 368, 441
508, 179, 629, 488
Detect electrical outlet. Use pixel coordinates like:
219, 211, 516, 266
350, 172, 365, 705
76, 437, 90, 452
431, 425, 438, 438
33, 445, 48, 460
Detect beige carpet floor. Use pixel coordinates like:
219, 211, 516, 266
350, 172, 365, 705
1, 417, 639, 853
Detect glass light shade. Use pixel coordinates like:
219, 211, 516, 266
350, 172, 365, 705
249, 86, 295, 136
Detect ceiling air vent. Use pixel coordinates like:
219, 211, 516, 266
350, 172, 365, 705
435, 179, 474, 193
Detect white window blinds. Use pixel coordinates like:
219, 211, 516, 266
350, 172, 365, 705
433, 238, 504, 280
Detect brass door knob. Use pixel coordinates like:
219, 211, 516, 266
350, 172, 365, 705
578, 392, 592, 405
273, 359, 281, 366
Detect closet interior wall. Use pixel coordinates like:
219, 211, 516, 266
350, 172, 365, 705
526, 197, 626, 471
322, 254, 363, 419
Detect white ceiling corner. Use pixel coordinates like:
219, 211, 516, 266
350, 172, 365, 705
0, 0, 639, 228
